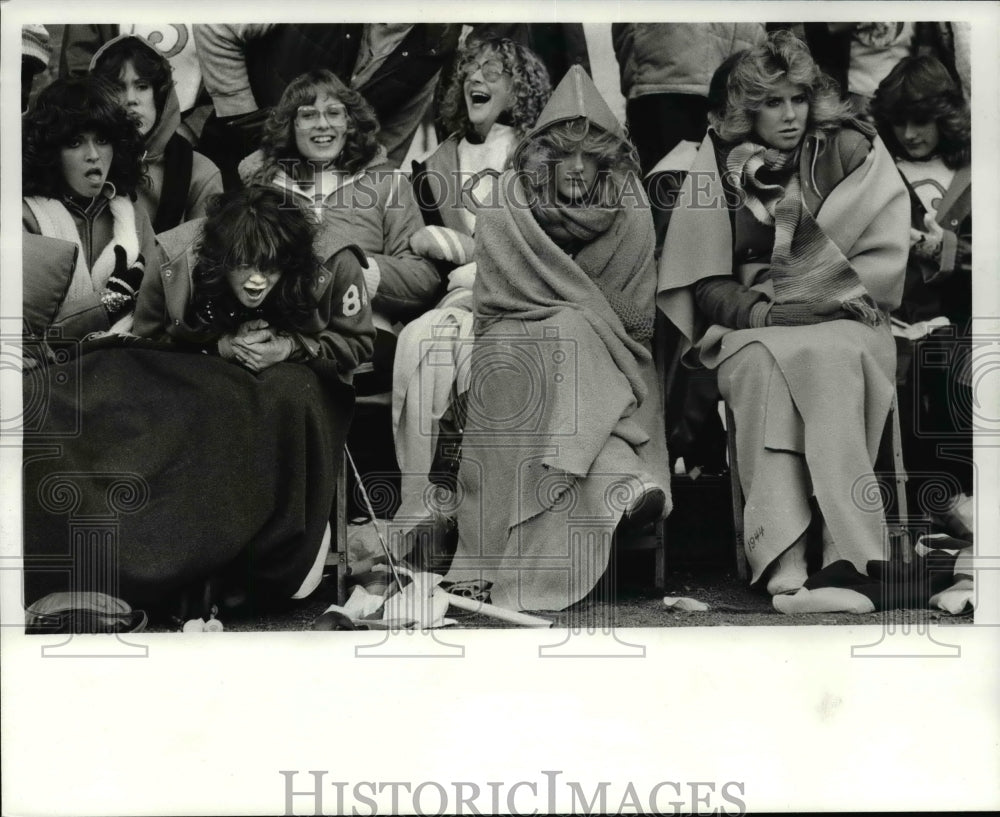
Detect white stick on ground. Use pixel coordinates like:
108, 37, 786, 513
441, 593, 554, 628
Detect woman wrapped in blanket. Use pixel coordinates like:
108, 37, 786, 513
443, 66, 671, 612
658, 30, 910, 595
22, 186, 374, 615
393, 36, 551, 527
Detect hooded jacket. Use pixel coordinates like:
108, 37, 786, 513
91, 34, 222, 232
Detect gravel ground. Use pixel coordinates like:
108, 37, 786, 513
152, 555, 971, 633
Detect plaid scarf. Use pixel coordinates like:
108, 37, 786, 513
727, 140, 883, 327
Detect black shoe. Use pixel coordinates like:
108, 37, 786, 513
620, 483, 666, 532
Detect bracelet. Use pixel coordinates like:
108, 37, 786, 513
101, 290, 131, 314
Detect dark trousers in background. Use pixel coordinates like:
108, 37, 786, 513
626, 93, 709, 177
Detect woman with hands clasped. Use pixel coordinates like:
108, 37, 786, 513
133, 185, 374, 380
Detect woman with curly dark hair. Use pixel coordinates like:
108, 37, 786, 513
872, 56, 973, 535
133, 185, 374, 376
22, 75, 159, 338
393, 38, 550, 527
659, 30, 910, 600
239, 69, 437, 389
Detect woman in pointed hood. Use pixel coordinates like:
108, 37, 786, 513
90, 34, 222, 232
441, 66, 671, 612
658, 31, 910, 597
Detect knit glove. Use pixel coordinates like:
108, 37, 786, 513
101, 246, 145, 318
764, 300, 851, 327
446, 262, 477, 292
409, 226, 475, 265
604, 289, 655, 343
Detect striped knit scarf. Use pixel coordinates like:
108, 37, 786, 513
727, 140, 882, 327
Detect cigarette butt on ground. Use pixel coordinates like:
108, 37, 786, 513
442, 592, 553, 628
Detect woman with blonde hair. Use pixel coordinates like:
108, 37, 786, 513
393, 36, 551, 529
444, 66, 670, 612
658, 31, 910, 597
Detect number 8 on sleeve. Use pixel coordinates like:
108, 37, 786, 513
342, 283, 362, 316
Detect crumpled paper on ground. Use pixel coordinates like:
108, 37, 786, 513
324, 566, 456, 629
383, 567, 454, 628
663, 596, 711, 612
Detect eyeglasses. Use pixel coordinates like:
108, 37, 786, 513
459, 57, 508, 83
294, 104, 348, 128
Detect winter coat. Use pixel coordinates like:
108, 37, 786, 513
22, 186, 161, 338
193, 24, 458, 138
132, 218, 375, 378
240, 149, 440, 323
612, 23, 766, 100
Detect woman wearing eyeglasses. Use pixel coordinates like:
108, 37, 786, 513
393, 37, 551, 528
241, 69, 438, 391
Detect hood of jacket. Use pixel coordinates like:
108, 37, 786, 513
91, 33, 180, 162
513, 64, 624, 168
524, 65, 624, 142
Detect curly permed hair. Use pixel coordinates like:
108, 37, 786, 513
713, 29, 854, 144
438, 36, 552, 140
516, 118, 640, 207
90, 35, 174, 123
871, 55, 970, 169
22, 76, 147, 198
254, 69, 381, 184
188, 186, 321, 334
